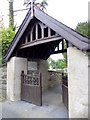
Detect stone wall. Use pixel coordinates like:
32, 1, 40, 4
48, 70, 62, 88
0, 66, 7, 101
67, 47, 88, 118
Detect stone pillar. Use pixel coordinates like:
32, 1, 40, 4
7, 57, 27, 101
88, 57, 90, 119
38, 60, 48, 92
67, 47, 88, 118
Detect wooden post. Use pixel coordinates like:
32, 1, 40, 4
31, 0, 34, 18
48, 27, 51, 37
30, 31, 33, 42
36, 24, 38, 40
42, 28, 44, 38
62, 39, 64, 50
25, 36, 28, 43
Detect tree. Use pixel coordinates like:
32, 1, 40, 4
75, 22, 88, 36
56, 59, 67, 69
47, 57, 57, 69
0, 26, 15, 64
47, 57, 67, 70
47, 41, 67, 70
75, 22, 90, 58
9, 0, 14, 28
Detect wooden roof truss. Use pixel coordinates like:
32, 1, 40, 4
4, 3, 89, 61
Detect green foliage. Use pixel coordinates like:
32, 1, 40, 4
87, 51, 90, 59
75, 22, 88, 36
75, 22, 90, 59
47, 57, 57, 69
56, 59, 67, 69
0, 27, 15, 64
47, 41, 67, 70
47, 57, 67, 70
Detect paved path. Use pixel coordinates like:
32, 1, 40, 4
1, 85, 69, 118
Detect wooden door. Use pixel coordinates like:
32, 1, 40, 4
21, 71, 42, 106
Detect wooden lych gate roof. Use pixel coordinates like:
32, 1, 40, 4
5, 3, 89, 61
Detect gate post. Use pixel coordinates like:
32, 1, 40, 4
67, 47, 88, 118
7, 57, 27, 101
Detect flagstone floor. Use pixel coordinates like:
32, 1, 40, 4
1, 85, 68, 118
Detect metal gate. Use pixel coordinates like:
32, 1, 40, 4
62, 73, 68, 109
21, 71, 42, 106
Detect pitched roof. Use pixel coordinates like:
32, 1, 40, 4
5, 4, 89, 61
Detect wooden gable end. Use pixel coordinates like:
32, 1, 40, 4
20, 19, 60, 47
10, 18, 63, 60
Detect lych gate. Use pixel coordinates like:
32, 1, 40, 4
5, 2, 89, 118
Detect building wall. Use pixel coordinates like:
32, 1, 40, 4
67, 47, 88, 118
7, 57, 27, 101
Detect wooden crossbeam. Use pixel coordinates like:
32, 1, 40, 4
51, 49, 67, 54
19, 35, 63, 49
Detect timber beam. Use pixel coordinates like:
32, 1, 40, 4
19, 35, 63, 49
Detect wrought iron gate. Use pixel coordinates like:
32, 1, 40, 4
21, 71, 42, 106
62, 73, 68, 109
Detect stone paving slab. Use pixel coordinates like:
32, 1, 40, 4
1, 85, 69, 118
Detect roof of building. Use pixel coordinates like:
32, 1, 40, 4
5, 4, 89, 61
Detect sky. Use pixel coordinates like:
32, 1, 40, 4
0, 0, 89, 60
